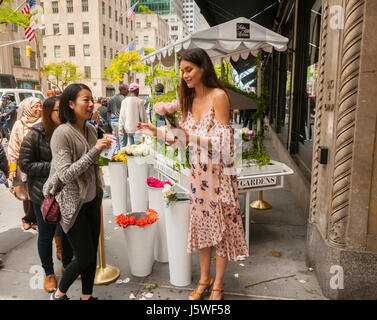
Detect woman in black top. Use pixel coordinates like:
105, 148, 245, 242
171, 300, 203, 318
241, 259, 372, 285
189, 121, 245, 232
19, 96, 73, 293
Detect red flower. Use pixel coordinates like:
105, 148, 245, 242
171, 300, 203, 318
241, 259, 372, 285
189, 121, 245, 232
138, 217, 148, 227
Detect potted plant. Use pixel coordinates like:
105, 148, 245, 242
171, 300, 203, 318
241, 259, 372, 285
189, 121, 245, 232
115, 209, 159, 277
162, 184, 192, 286
146, 177, 172, 263
107, 151, 128, 216
122, 143, 150, 212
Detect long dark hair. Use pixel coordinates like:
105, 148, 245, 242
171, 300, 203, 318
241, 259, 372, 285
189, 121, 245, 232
59, 83, 91, 124
179, 48, 228, 121
42, 96, 61, 140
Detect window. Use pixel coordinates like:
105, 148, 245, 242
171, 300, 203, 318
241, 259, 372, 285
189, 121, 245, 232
171, 25, 178, 31
83, 44, 90, 56
109, 27, 112, 39
136, 22, 141, 28
84, 66, 91, 78
103, 24, 106, 36
69, 45, 75, 57
135, 36, 138, 45
115, 10, 118, 21
116, 30, 118, 42
43, 46, 47, 58
102, 1, 105, 14
68, 23, 74, 35
30, 52, 36, 69
82, 0, 88, 12
109, 6, 111, 18
131, 21, 133, 31
121, 33, 124, 45
120, 16, 123, 25
53, 23, 59, 35
144, 36, 149, 45
82, 22, 89, 34
126, 36, 129, 44
104, 46, 106, 58
19, 93, 32, 101
67, 0, 73, 12
11, 23, 18, 32
13, 48, 21, 66
54, 46, 61, 58
52, 1, 59, 13
110, 48, 113, 59
147, 22, 151, 28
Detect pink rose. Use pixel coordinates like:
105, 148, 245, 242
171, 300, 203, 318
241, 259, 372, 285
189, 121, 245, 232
166, 100, 180, 113
153, 103, 166, 116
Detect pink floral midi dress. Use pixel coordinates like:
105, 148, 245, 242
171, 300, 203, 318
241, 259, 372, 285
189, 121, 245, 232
182, 106, 249, 260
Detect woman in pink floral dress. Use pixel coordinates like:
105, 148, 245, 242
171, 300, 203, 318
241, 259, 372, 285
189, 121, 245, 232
138, 48, 248, 300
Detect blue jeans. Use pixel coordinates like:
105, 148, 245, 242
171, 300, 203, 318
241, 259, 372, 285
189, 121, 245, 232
111, 121, 127, 149
33, 203, 73, 275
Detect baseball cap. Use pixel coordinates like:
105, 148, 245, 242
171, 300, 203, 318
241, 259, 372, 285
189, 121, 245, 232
129, 83, 139, 91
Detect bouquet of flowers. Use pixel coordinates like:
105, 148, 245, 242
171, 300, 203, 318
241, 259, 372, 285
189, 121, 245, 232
98, 157, 109, 166
111, 151, 128, 163
153, 99, 180, 127
115, 209, 159, 229
162, 184, 178, 207
241, 128, 255, 142
146, 177, 172, 188
122, 143, 150, 157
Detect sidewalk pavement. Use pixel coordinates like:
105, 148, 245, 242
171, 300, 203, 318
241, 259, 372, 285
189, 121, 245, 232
0, 134, 327, 300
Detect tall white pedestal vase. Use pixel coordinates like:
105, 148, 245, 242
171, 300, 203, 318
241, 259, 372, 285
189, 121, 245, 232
108, 162, 127, 216
164, 198, 192, 286
127, 156, 148, 212
122, 212, 157, 277
148, 186, 168, 262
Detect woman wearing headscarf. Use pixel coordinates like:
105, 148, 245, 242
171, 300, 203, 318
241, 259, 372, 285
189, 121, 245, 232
8, 97, 42, 231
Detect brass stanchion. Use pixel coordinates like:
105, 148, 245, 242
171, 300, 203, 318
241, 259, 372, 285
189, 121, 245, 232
250, 190, 272, 210
94, 204, 120, 285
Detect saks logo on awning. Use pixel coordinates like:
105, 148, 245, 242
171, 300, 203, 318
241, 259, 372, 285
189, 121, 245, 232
236, 23, 250, 39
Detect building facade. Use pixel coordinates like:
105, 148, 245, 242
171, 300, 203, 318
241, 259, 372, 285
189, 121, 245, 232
134, 13, 170, 96
182, 0, 201, 33
41, 0, 135, 98
0, 0, 46, 92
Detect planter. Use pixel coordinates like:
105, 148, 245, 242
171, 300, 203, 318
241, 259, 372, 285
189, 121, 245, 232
164, 196, 192, 286
122, 212, 157, 277
108, 162, 127, 216
148, 186, 168, 263
236, 159, 283, 176
127, 156, 149, 212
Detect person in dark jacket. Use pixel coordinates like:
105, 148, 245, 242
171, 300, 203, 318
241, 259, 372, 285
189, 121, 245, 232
19, 96, 73, 294
0, 144, 9, 188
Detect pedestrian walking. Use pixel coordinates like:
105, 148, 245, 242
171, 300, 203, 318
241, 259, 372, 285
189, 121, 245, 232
107, 84, 128, 147
1, 95, 17, 135
43, 83, 111, 300
8, 97, 42, 231
18, 96, 73, 293
0, 143, 9, 188
98, 98, 112, 134
138, 48, 248, 300
119, 83, 147, 146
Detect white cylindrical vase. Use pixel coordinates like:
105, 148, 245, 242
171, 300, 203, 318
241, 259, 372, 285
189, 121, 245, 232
127, 156, 148, 212
148, 186, 168, 263
164, 199, 192, 286
122, 213, 157, 277
108, 162, 127, 216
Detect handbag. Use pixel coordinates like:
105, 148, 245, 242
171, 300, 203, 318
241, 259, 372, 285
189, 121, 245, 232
10, 167, 30, 201
41, 195, 61, 224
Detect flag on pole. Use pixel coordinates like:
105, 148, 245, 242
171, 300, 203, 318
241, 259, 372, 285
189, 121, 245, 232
127, 1, 139, 23
123, 42, 134, 54
138, 48, 144, 58
21, 0, 36, 42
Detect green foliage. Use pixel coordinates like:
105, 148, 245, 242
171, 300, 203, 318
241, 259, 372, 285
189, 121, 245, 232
44, 61, 83, 91
0, 0, 30, 27
103, 51, 144, 82
138, 5, 155, 14
149, 90, 177, 104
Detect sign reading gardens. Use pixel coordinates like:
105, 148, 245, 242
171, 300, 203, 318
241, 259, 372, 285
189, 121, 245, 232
237, 176, 277, 189
236, 23, 250, 39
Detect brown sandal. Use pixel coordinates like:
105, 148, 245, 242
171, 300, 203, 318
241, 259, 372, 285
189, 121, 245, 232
188, 277, 213, 300
209, 287, 224, 300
